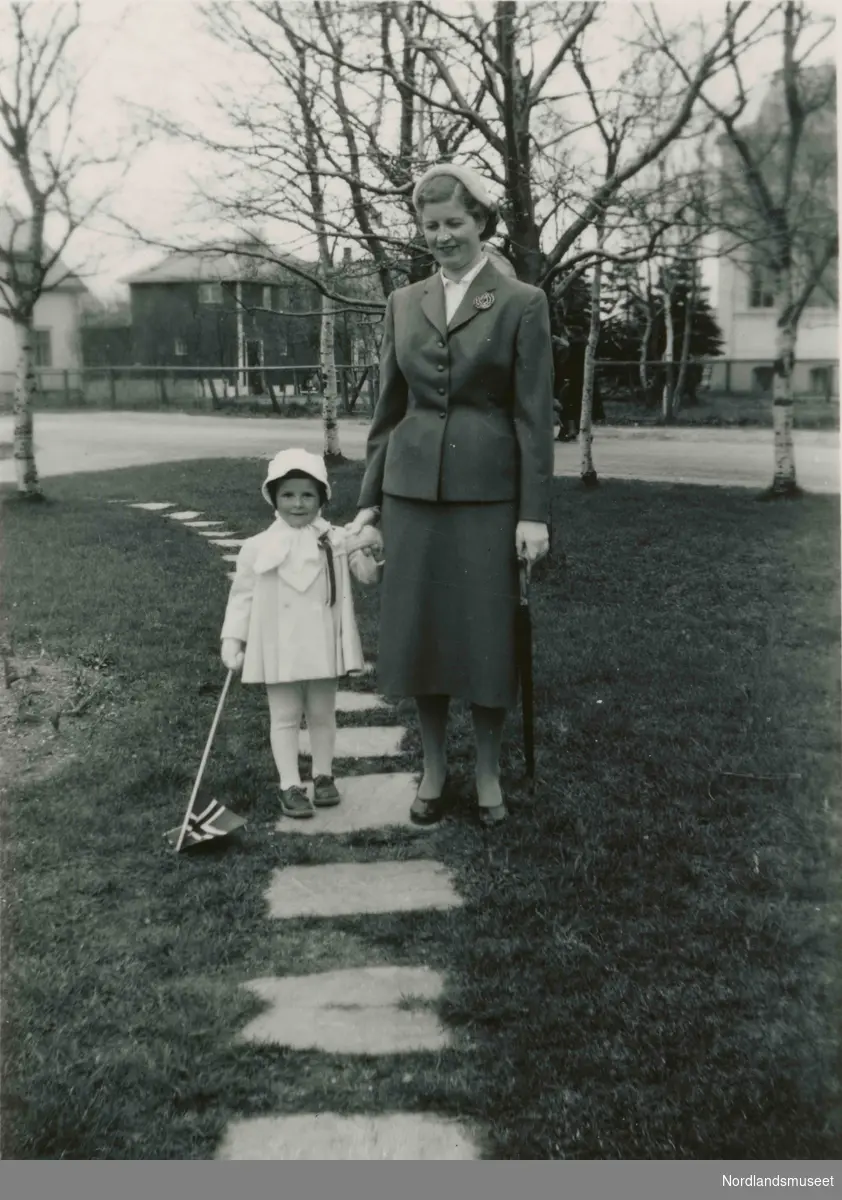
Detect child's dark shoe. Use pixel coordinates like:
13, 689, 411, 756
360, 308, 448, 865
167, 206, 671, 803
313, 775, 341, 807
279, 785, 315, 818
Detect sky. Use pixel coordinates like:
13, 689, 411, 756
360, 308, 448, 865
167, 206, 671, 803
0, 0, 836, 302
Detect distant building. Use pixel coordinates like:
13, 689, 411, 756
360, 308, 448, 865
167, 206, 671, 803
0, 206, 91, 380
711, 64, 838, 398
123, 243, 328, 392
79, 298, 133, 367
713, 246, 838, 398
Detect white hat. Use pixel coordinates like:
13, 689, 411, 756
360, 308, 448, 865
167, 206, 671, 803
411, 163, 495, 211
261, 448, 331, 506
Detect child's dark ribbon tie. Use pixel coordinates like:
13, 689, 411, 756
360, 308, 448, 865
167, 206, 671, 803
318, 532, 337, 607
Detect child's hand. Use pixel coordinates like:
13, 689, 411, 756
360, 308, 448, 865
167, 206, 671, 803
221, 638, 245, 672
348, 546, 383, 586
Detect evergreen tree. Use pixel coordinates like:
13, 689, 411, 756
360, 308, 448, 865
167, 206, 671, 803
651, 258, 723, 361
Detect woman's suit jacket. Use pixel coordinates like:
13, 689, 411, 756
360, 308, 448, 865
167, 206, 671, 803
358, 258, 555, 525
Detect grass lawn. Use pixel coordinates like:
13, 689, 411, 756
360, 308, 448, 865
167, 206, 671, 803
1, 459, 840, 1160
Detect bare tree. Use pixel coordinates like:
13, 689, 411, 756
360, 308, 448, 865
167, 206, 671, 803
567, 16, 715, 481
272, 10, 344, 459
140, 0, 782, 483
0, 1, 124, 498
656, 0, 837, 496
385, 1, 760, 286
215, 2, 761, 291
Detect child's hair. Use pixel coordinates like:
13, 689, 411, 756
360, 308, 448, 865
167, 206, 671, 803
267, 469, 328, 509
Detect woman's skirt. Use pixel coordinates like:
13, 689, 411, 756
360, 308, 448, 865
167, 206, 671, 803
378, 495, 519, 709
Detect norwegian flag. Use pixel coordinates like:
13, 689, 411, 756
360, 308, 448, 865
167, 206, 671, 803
164, 670, 246, 853
165, 798, 246, 851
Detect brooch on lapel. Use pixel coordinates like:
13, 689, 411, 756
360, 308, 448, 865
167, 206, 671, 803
474, 292, 495, 310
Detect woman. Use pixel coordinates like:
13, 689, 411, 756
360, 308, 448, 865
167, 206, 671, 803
347, 163, 554, 827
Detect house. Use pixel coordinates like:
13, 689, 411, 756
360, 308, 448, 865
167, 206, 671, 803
0, 206, 91, 385
712, 252, 838, 397
123, 243, 332, 393
711, 65, 839, 399
79, 297, 133, 367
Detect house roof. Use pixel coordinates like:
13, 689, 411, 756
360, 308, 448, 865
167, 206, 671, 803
0, 205, 90, 293
124, 243, 314, 285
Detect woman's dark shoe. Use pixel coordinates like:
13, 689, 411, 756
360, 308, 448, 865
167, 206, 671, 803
410, 775, 448, 825
478, 804, 507, 827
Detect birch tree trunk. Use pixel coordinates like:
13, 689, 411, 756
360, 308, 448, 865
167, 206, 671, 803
639, 258, 654, 403
319, 284, 342, 461
771, 315, 798, 494
13, 317, 42, 498
661, 272, 675, 423
672, 263, 698, 417
639, 301, 653, 401
579, 220, 605, 486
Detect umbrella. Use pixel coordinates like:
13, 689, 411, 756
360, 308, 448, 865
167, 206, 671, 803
516, 557, 535, 792
166, 669, 246, 852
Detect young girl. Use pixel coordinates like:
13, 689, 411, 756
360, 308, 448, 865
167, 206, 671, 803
220, 448, 383, 819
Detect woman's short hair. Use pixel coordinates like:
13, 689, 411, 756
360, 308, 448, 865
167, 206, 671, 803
413, 173, 498, 241
267, 469, 328, 509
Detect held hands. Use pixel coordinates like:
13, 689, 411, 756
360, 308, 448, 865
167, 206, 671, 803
221, 638, 245, 673
345, 507, 380, 537
516, 520, 549, 567
346, 525, 385, 586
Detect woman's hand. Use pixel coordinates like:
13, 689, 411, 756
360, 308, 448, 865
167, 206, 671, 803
345, 507, 381, 537
221, 638, 245, 673
516, 520, 549, 567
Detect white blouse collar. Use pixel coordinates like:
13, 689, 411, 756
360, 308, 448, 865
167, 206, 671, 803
440, 252, 488, 288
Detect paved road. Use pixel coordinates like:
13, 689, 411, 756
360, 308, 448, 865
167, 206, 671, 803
0, 411, 838, 492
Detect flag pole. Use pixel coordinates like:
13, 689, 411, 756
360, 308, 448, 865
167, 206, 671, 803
175, 670, 234, 853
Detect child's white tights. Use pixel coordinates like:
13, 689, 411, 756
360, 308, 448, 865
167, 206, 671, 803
266, 679, 338, 788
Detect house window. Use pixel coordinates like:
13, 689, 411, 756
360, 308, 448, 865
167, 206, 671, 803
198, 282, 223, 305
32, 329, 52, 367
275, 330, 288, 357
809, 366, 832, 398
174, 339, 187, 357
262, 285, 273, 310
748, 261, 776, 308
752, 365, 774, 394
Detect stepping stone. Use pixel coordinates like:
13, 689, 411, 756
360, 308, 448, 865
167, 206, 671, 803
279, 773, 420, 836
196, 529, 238, 538
221, 553, 239, 563
299, 725, 405, 759
227, 572, 236, 581
208, 538, 246, 549
335, 691, 389, 713
180, 520, 226, 528
216, 1113, 479, 1160
167, 510, 204, 520
266, 860, 462, 919
238, 965, 450, 1054
128, 502, 174, 510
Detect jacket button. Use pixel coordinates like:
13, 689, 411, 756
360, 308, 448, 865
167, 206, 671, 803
439, 412, 446, 419
438, 340, 445, 348
437, 386, 445, 395
437, 364, 445, 372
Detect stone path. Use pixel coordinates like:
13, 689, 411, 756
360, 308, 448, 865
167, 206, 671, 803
126, 500, 479, 1160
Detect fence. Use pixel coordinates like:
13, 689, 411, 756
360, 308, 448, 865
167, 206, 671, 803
0, 363, 381, 414
0, 356, 838, 416
592, 357, 839, 402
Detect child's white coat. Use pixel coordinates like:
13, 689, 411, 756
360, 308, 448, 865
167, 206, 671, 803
221, 515, 381, 685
